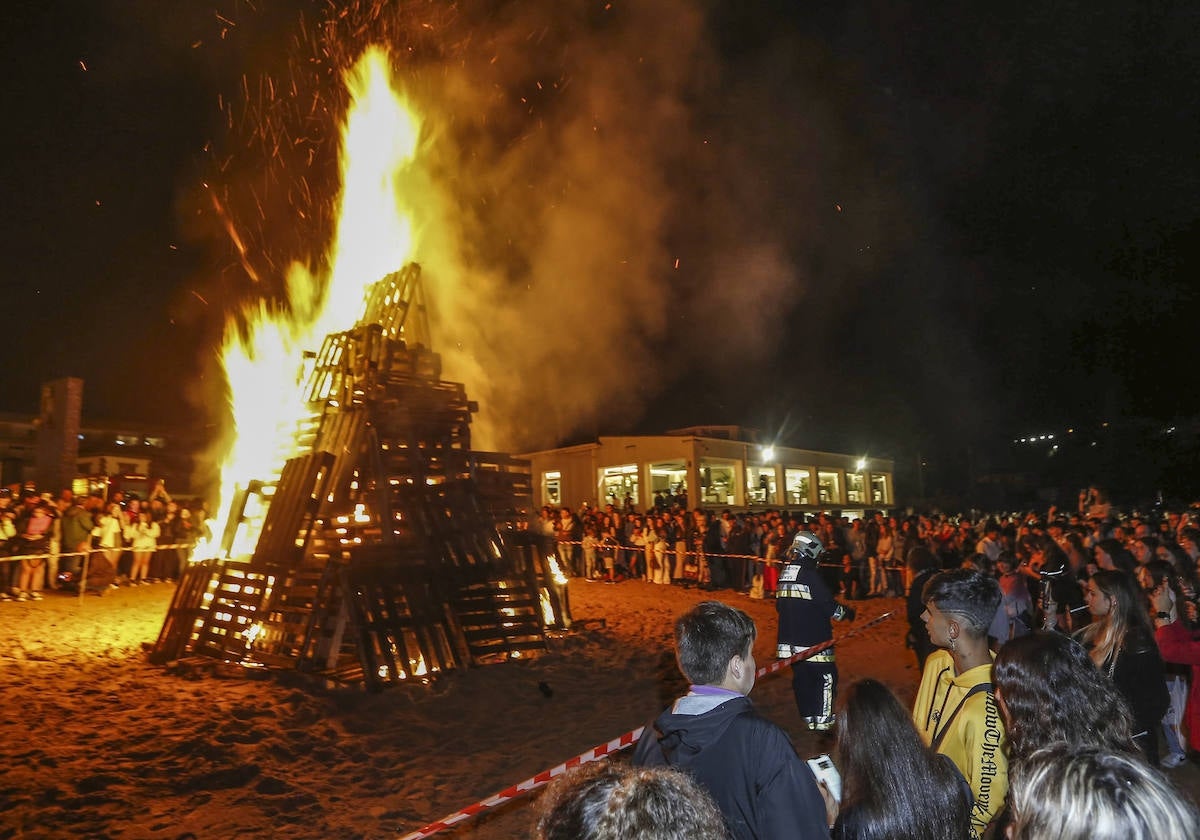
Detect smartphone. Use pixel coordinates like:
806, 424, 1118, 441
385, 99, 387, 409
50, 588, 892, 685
806, 753, 841, 802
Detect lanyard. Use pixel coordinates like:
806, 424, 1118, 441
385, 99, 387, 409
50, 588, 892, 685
930, 678, 994, 751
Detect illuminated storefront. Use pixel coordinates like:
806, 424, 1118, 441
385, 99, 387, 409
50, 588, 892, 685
521, 426, 894, 513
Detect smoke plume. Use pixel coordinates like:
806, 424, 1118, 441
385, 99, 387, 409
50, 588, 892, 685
187, 0, 887, 452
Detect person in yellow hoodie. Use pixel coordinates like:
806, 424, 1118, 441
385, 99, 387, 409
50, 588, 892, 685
912, 568, 1006, 839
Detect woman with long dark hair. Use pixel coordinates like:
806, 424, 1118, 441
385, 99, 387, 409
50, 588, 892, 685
1156, 541, 1199, 605
993, 631, 1138, 767
1094, 538, 1136, 575
904, 546, 940, 669
1076, 569, 1169, 763
1129, 536, 1158, 568
831, 678, 971, 840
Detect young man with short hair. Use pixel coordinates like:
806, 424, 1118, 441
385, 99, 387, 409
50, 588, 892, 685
913, 569, 1007, 839
632, 601, 830, 840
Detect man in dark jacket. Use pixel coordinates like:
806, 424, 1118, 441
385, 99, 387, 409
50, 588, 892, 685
631, 601, 831, 840
59, 495, 95, 577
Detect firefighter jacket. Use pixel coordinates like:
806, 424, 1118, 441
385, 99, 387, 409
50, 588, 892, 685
775, 559, 852, 659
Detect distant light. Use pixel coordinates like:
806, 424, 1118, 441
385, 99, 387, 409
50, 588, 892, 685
856, 458, 867, 471
762, 446, 776, 462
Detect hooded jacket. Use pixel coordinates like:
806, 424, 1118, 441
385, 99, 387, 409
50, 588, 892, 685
632, 691, 829, 840
912, 649, 1007, 839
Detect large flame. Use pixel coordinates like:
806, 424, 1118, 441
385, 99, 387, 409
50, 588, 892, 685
200, 46, 421, 560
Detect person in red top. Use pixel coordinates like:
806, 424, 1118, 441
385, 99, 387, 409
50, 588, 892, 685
1150, 569, 1200, 763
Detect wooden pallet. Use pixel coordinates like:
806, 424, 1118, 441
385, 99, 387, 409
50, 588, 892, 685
189, 565, 274, 661
451, 577, 546, 660
152, 267, 552, 686
148, 559, 222, 664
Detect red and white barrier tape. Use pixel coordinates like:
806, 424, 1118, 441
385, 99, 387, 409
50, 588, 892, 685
395, 610, 894, 839
755, 610, 893, 678
550, 539, 891, 570
396, 728, 645, 840
0, 542, 197, 564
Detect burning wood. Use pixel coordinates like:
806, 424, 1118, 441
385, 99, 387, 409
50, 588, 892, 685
152, 48, 566, 690
152, 265, 562, 689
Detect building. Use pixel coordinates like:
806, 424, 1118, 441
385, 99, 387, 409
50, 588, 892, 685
0, 377, 200, 499
520, 425, 895, 514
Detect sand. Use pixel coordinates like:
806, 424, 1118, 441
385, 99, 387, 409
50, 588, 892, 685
1, 580, 1196, 839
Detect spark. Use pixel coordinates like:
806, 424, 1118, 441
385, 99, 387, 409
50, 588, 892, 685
209, 192, 261, 284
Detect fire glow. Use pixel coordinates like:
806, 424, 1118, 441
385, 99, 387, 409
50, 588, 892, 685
200, 46, 422, 560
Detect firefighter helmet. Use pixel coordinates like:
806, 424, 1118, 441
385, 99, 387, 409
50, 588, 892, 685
786, 531, 825, 567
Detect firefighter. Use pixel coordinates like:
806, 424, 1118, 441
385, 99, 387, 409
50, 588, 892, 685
776, 530, 855, 730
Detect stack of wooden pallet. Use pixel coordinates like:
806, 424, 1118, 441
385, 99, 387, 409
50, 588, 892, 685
151, 266, 553, 690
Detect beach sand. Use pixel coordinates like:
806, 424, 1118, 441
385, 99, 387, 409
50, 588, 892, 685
1, 579, 1195, 838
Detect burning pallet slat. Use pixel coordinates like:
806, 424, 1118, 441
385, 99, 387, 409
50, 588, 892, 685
151, 265, 559, 689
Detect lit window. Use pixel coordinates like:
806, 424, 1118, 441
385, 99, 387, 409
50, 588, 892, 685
543, 471, 561, 506
817, 471, 841, 505
785, 468, 811, 505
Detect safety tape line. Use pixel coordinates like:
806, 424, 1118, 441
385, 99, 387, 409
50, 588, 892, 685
0, 543, 197, 564
395, 610, 894, 839
395, 729, 645, 840
548, 539, 895, 570
754, 611, 893, 678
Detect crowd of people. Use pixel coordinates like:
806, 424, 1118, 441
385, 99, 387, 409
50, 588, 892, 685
6, 474, 1200, 837
0, 481, 207, 600
538, 593, 1199, 839
531, 486, 1200, 839
534, 500, 911, 595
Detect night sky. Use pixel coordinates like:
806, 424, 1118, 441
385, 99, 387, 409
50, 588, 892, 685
4, 2, 1198, 487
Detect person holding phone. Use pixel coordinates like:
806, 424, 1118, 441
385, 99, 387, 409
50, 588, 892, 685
830, 679, 971, 839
